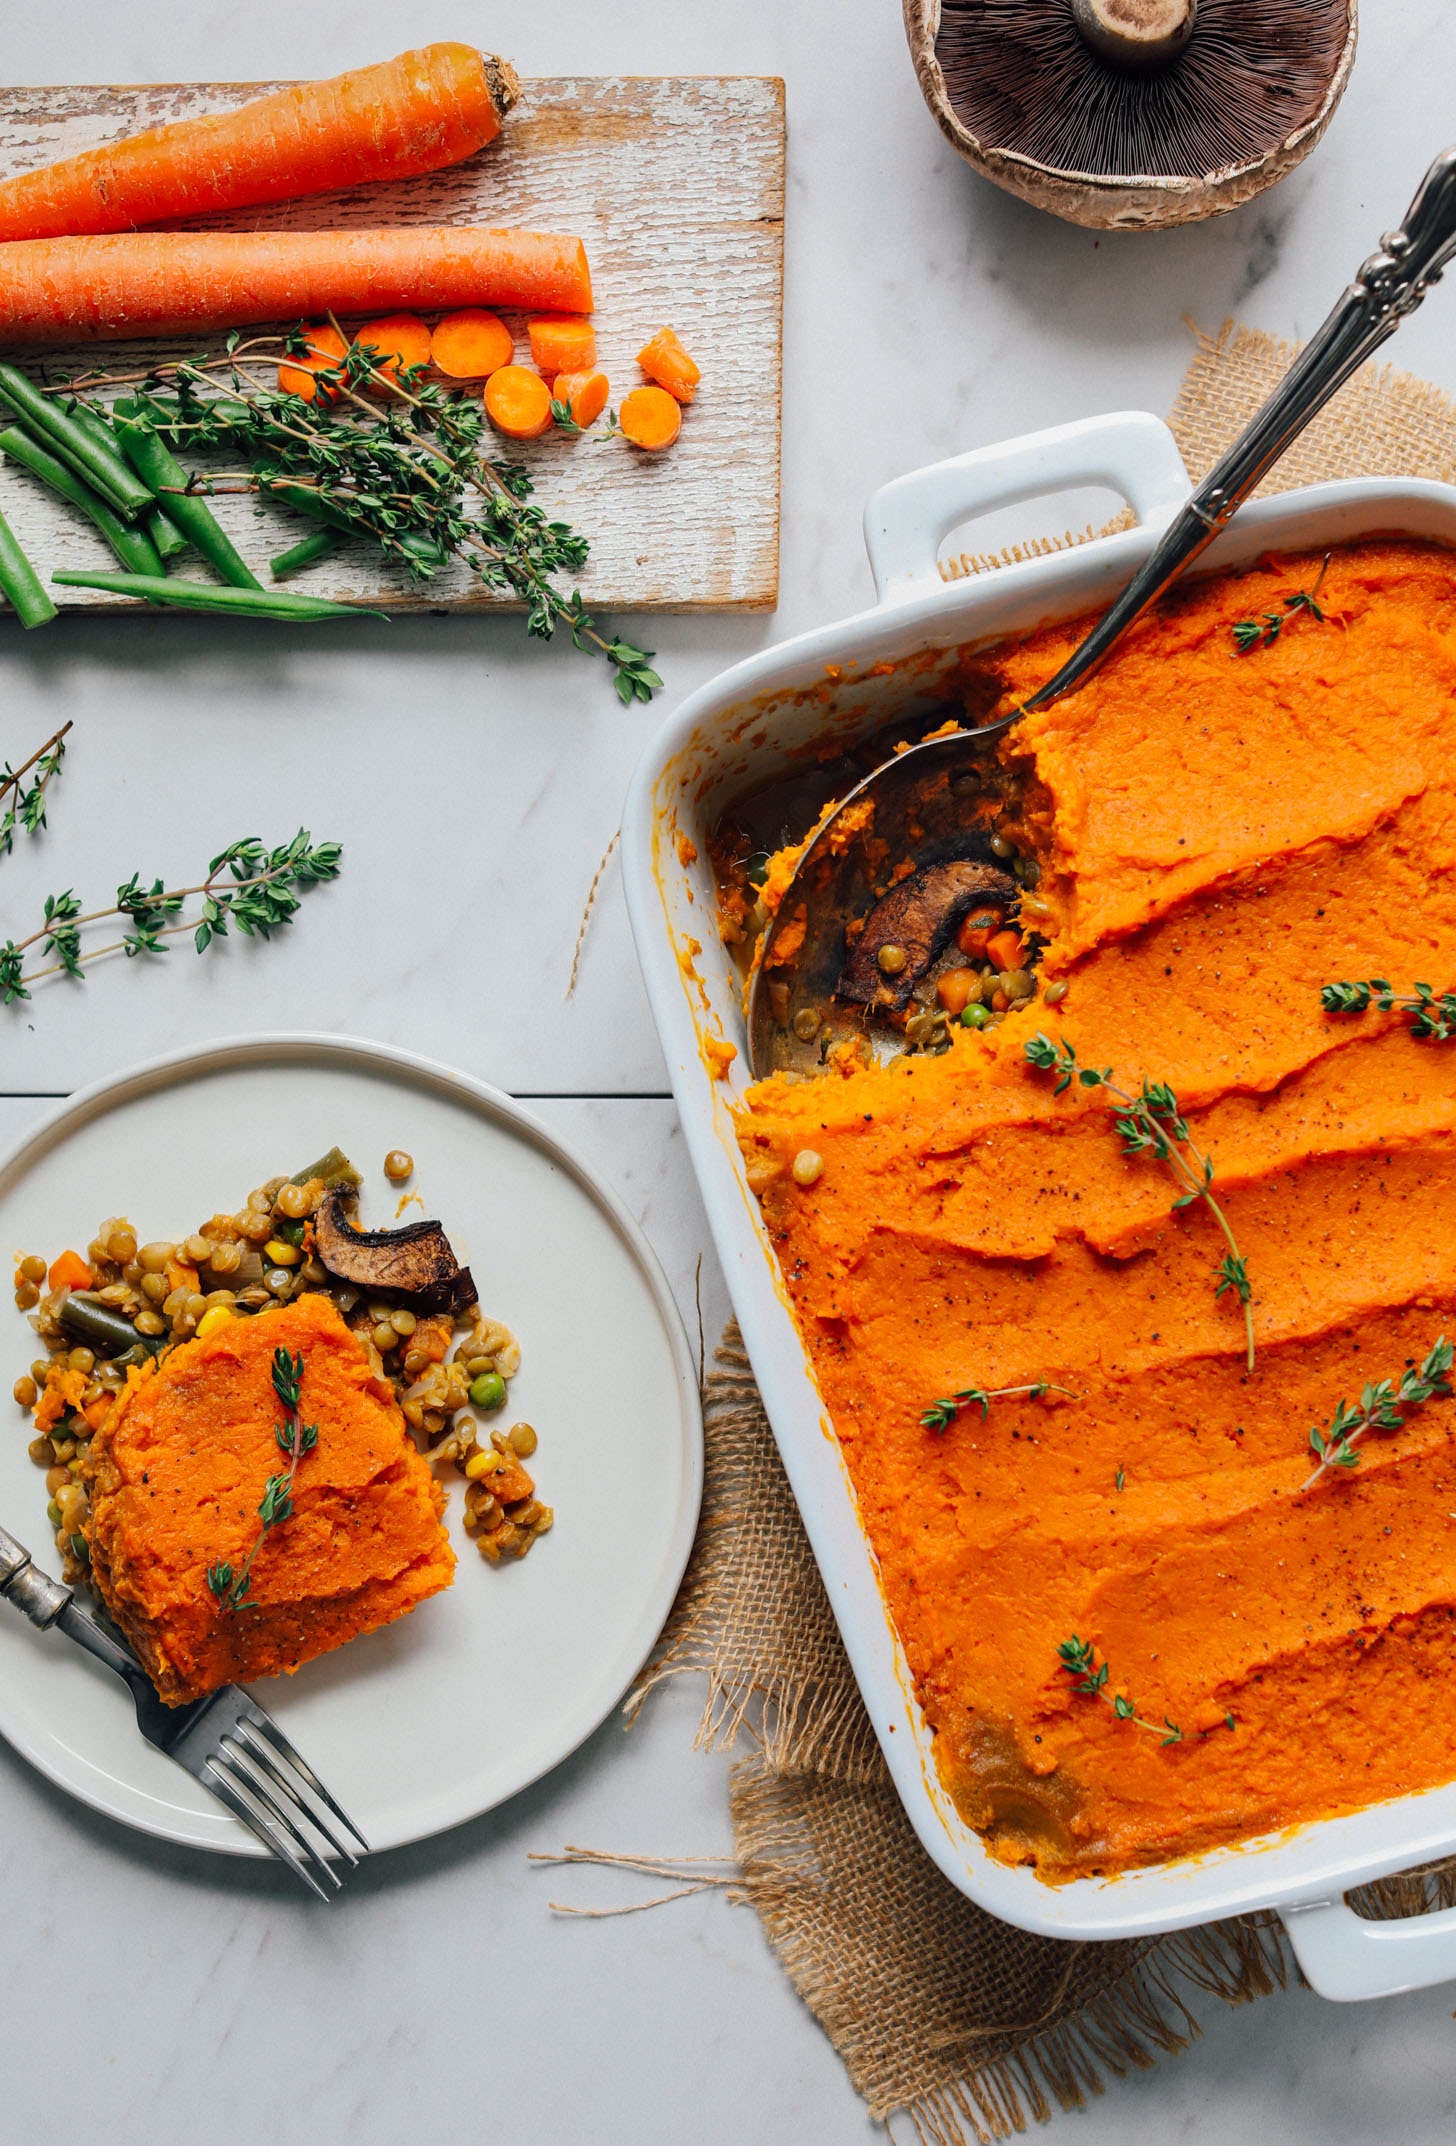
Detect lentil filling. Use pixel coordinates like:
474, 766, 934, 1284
725, 539, 1456, 1879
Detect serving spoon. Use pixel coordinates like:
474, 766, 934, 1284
747, 146, 1456, 1080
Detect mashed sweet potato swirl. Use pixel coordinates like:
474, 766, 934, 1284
735, 541, 1456, 1878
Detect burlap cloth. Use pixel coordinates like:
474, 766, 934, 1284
618, 327, 1456, 2141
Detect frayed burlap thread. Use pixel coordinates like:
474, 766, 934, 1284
623, 331, 1456, 2139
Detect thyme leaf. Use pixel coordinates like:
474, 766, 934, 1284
1302, 1336, 1453, 1490
920, 1380, 1076, 1432
1056, 1635, 1183, 1745
0, 722, 70, 859
209, 1346, 319, 1609
0, 827, 340, 1005
1025, 1033, 1256, 1370
1321, 977, 1456, 1040
1231, 554, 1330, 653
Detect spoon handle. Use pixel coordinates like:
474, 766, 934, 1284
1022, 147, 1456, 713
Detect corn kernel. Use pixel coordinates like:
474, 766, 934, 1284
195, 1304, 239, 1341
263, 1239, 302, 1267
464, 1448, 502, 1479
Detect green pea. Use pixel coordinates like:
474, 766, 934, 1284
470, 1371, 507, 1410
960, 1003, 990, 1029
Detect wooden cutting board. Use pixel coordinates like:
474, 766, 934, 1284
0, 75, 784, 612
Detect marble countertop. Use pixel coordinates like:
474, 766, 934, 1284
5, 2, 1456, 2139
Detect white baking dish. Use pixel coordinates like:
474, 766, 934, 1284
622, 410, 1456, 2001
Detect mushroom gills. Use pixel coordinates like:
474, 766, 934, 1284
919, 0, 1356, 202
838, 857, 1019, 1010
311, 1189, 478, 1315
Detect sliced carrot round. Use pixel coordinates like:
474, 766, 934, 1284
637, 326, 700, 405
277, 321, 348, 404
528, 315, 596, 376
552, 369, 610, 428
484, 364, 554, 440
352, 312, 433, 391
431, 308, 514, 379
619, 384, 682, 452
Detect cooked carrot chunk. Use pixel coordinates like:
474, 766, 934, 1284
528, 316, 596, 375
637, 326, 699, 404
484, 364, 554, 439
551, 369, 610, 428
431, 308, 513, 378
619, 385, 682, 452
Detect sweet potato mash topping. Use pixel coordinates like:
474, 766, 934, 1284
85, 1292, 454, 1706
734, 540, 1456, 1878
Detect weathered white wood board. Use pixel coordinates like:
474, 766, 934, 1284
0, 75, 784, 611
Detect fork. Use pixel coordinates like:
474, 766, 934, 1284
0, 1518, 368, 1898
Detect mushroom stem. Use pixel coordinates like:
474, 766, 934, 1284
1070, 0, 1197, 68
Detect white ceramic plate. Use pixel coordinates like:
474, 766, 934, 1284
0, 1034, 702, 1856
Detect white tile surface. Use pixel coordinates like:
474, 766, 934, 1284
4, 0, 1456, 2135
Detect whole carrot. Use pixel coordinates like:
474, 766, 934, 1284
0, 228, 593, 345
0, 46, 519, 242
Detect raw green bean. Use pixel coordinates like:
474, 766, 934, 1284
0, 505, 55, 629
146, 507, 190, 563
71, 397, 188, 564
0, 427, 163, 576
0, 364, 153, 520
270, 526, 342, 581
114, 421, 262, 590
64, 401, 189, 566
51, 568, 387, 623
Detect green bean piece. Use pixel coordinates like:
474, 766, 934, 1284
114, 421, 262, 590
59, 1293, 164, 1359
0, 505, 56, 630
270, 526, 342, 581
290, 1145, 362, 1190
51, 569, 387, 623
0, 427, 163, 577
146, 507, 190, 564
0, 364, 153, 521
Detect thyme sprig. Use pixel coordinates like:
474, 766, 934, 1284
0, 722, 70, 858
1321, 977, 1456, 1040
1232, 553, 1330, 652
1025, 1033, 1255, 1370
0, 827, 340, 1003
920, 1380, 1076, 1432
1302, 1337, 1453, 1490
1056, 1635, 1183, 1745
207, 1346, 319, 1609
54, 330, 661, 704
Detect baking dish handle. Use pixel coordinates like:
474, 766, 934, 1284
863, 411, 1190, 608
1281, 1892, 1456, 2001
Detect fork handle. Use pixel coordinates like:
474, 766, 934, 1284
0, 1521, 72, 1629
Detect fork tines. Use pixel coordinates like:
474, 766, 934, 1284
203, 1709, 370, 1900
